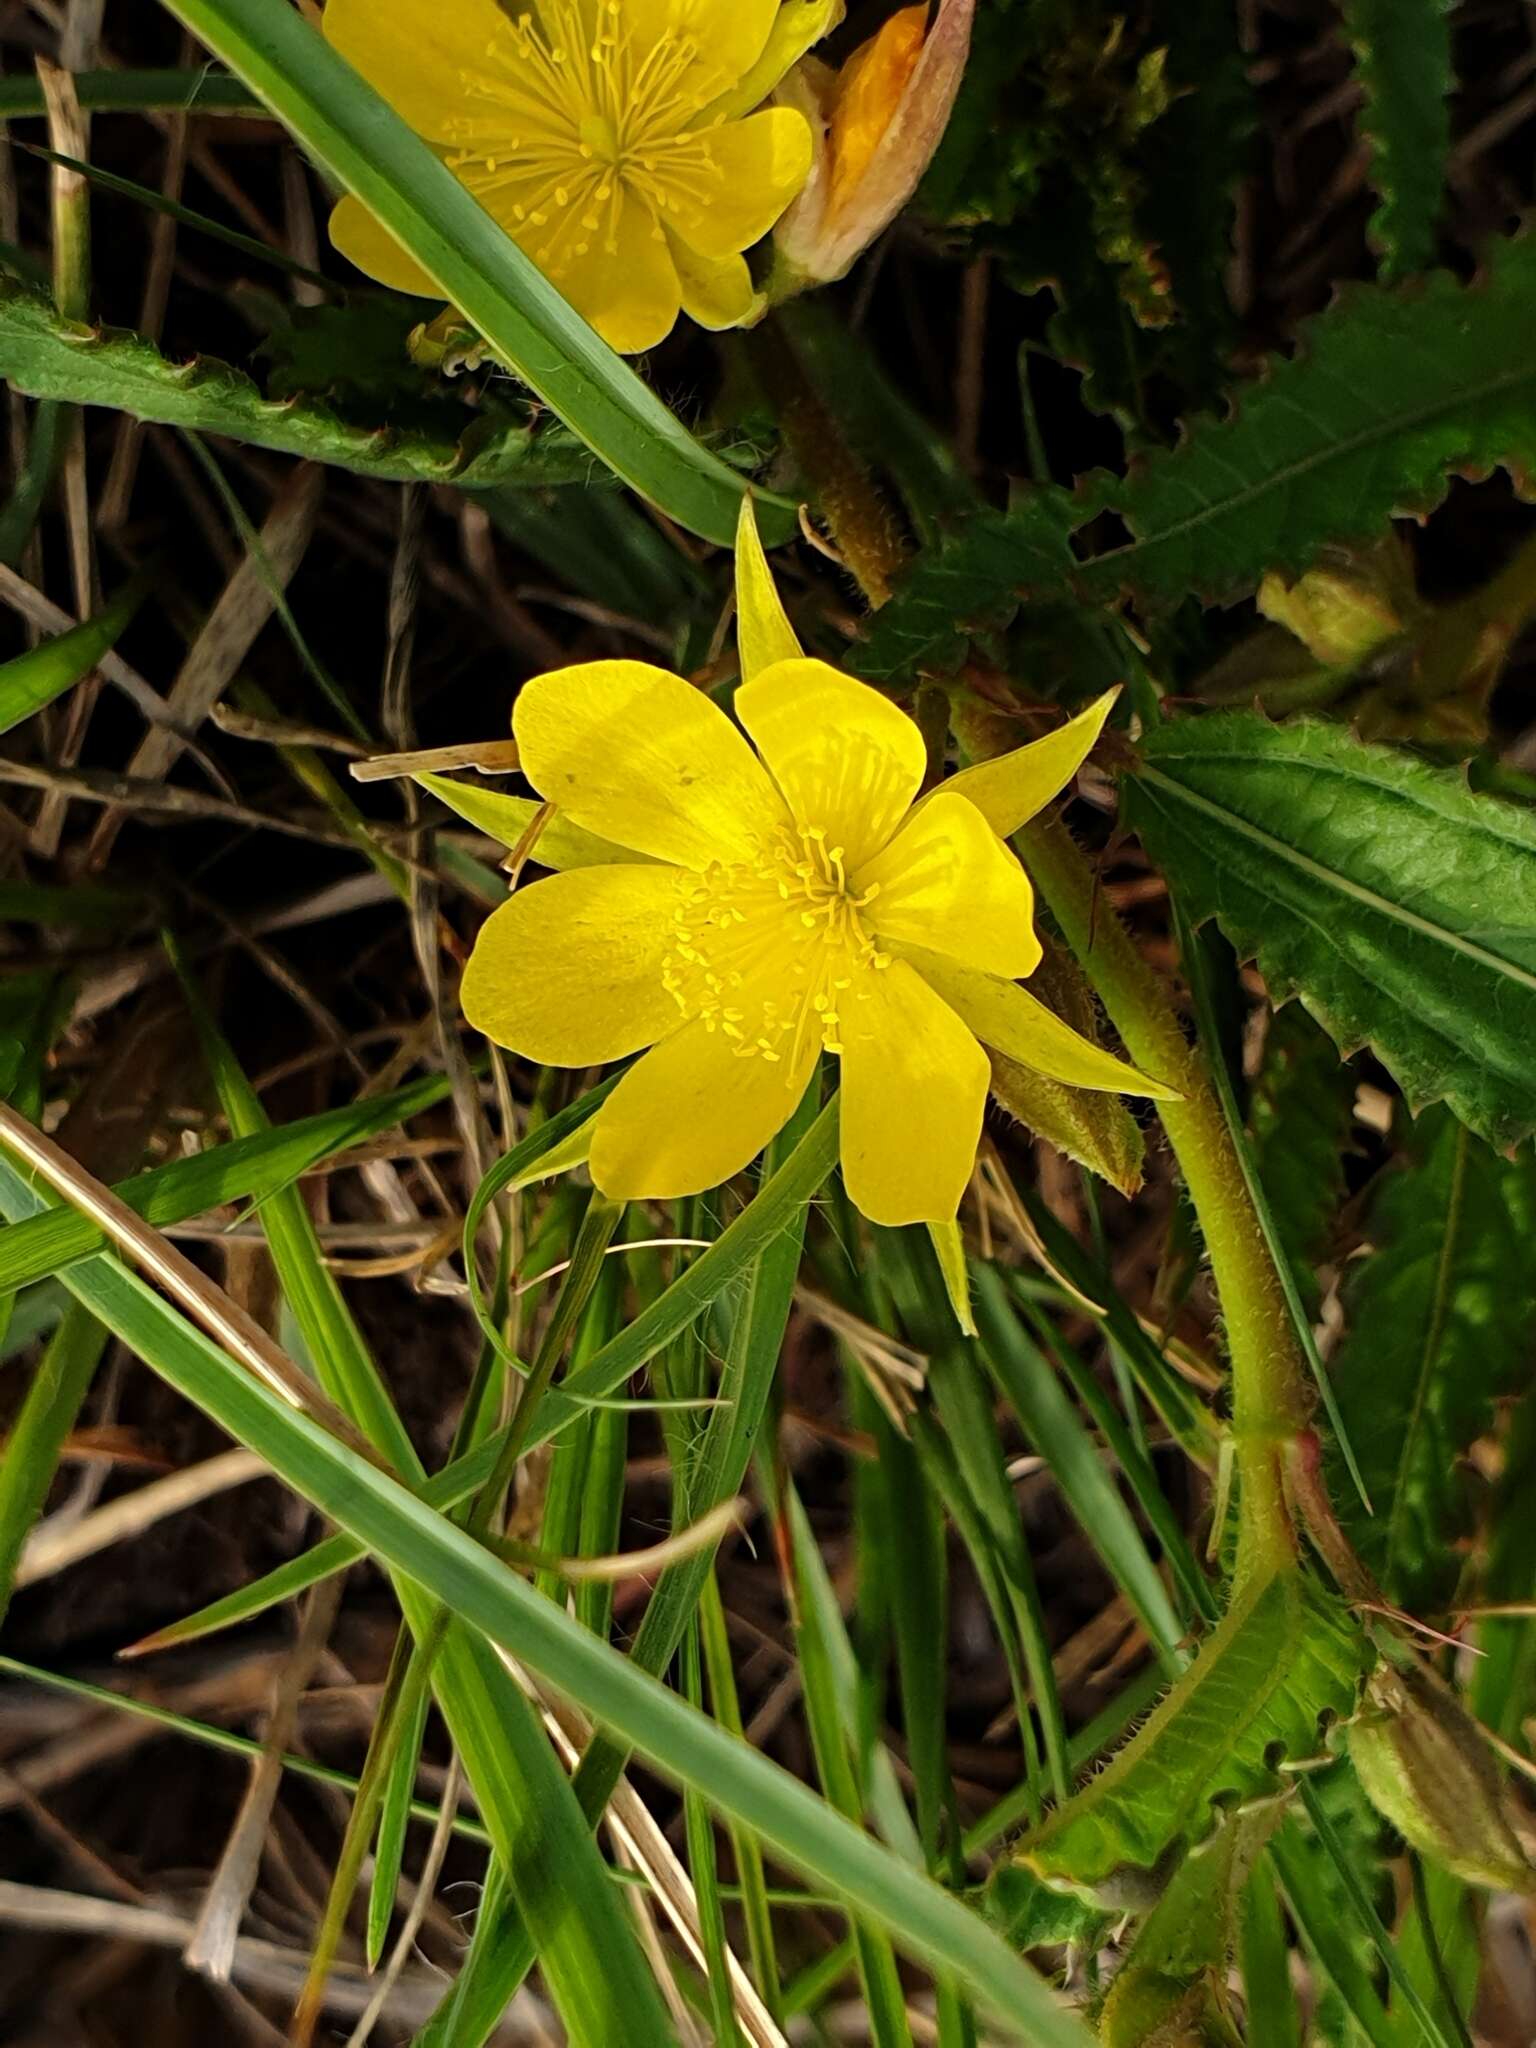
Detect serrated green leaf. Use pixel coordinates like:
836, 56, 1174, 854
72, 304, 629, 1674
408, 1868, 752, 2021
1137, 0, 1253, 398
0, 279, 594, 489
1331, 1109, 1536, 1614
851, 497, 1076, 685
1342, 0, 1454, 281
851, 237, 1536, 677
1129, 713, 1536, 1148
1248, 1005, 1355, 1316
1013, 1570, 1366, 1893
1085, 236, 1536, 606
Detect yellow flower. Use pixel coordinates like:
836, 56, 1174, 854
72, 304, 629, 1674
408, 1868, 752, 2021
323, 0, 816, 353
460, 506, 1176, 1226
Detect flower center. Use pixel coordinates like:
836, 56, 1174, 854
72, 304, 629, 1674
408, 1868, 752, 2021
663, 826, 891, 1069
443, 2, 732, 279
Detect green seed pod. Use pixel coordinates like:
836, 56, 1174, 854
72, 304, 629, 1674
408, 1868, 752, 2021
1349, 1660, 1536, 1893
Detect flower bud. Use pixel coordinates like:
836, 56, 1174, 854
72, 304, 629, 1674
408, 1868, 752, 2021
1257, 536, 1417, 668
771, 0, 975, 289
1349, 1660, 1536, 1893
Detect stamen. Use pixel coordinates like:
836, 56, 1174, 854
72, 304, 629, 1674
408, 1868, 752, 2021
437, 0, 735, 269
661, 825, 893, 1077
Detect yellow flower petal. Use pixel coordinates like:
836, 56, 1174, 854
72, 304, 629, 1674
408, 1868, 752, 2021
668, 238, 763, 332
328, 194, 439, 297
669, 108, 816, 261
460, 866, 684, 1066
735, 657, 925, 869
943, 689, 1119, 839
323, 0, 510, 144
734, 499, 803, 684
860, 792, 1041, 978
590, 1015, 818, 1198
902, 945, 1181, 1098
702, 0, 846, 121
838, 959, 989, 1225
473, 176, 682, 355
515, 660, 787, 870
620, 0, 781, 94
414, 775, 653, 870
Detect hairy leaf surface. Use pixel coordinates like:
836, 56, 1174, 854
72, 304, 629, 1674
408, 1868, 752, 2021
1129, 714, 1536, 1147
0, 280, 595, 489
1014, 1570, 1366, 1892
1332, 1109, 1536, 1613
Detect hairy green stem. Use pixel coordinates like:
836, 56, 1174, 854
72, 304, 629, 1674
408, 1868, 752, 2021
755, 319, 1311, 1580
747, 320, 908, 605
1015, 814, 1307, 1580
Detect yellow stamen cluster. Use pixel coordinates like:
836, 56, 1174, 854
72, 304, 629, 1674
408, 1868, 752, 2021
445, 2, 731, 282
663, 827, 889, 1070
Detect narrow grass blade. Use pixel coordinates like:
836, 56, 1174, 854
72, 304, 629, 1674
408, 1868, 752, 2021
0, 68, 260, 117
412, 1861, 531, 2048
0, 1144, 1094, 2048
367, 1663, 431, 1969
1002, 1272, 1217, 1627
772, 1473, 914, 2047
156, 0, 794, 545
972, 1268, 1188, 1667
170, 969, 674, 2044
572, 1090, 821, 1815
0, 397, 66, 566
1295, 1779, 1461, 2048
0, 1653, 491, 1846
858, 1394, 952, 1867
699, 1571, 782, 2021
18, 143, 336, 289
0, 569, 149, 738
926, 1342, 1072, 1804
133, 1096, 835, 1658
1016, 1188, 1216, 1459
297, 1627, 439, 2046
1269, 1820, 1397, 2048
0, 1069, 453, 1294
681, 1621, 744, 2048
0, 1300, 108, 1627
1240, 1869, 1301, 2048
